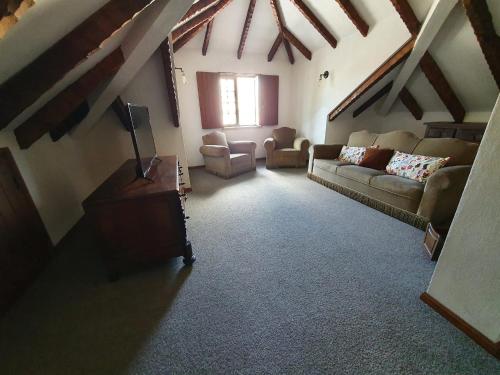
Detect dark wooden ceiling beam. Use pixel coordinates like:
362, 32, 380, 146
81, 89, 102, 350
353, 82, 393, 118
328, 37, 415, 121
462, 0, 500, 88
420, 52, 465, 122
269, 0, 312, 61
237, 0, 256, 59
173, 20, 207, 52
14, 48, 124, 149
172, 0, 231, 42
283, 39, 295, 64
267, 34, 283, 62
290, 0, 337, 48
202, 19, 214, 56
389, 0, 420, 35
159, 39, 180, 128
179, 0, 219, 24
0, 0, 153, 130
334, 0, 369, 37
398, 87, 423, 120
389, 0, 465, 122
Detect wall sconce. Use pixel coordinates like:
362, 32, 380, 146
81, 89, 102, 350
319, 71, 330, 81
175, 67, 187, 84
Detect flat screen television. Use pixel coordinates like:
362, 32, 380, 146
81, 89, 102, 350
127, 103, 158, 179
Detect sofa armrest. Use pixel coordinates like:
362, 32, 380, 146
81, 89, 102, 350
417, 165, 472, 226
199, 145, 230, 158
264, 138, 276, 153
293, 137, 310, 152
228, 141, 256, 154
312, 144, 344, 160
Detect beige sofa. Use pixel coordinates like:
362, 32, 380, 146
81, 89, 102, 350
264, 127, 310, 169
199, 131, 256, 178
308, 130, 479, 228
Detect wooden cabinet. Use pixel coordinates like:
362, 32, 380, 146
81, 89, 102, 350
82, 155, 194, 280
424, 122, 486, 142
0, 148, 52, 314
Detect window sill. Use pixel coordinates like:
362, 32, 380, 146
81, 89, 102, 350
223, 125, 262, 130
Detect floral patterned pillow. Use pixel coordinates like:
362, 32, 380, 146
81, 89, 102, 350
386, 151, 450, 183
338, 146, 367, 165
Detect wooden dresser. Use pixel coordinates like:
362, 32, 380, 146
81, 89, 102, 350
82, 155, 194, 280
424, 122, 487, 142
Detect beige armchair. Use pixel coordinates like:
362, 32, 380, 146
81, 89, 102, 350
199, 131, 256, 178
264, 127, 310, 169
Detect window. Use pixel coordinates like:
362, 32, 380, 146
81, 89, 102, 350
220, 75, 259, 126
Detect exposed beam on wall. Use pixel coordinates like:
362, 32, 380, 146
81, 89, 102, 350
328, 37, 415, 121
380, 0, 457, 115
267, 34, 283, 62
159, 38, 180, 127
0, 0, 34, 39
333, 0, 369, 37
290, 0, 337, 48
202, 19, 214, 55
237, 0, 256, 59
399, 87, 423, 120
14, 48, 124, 149
462, 0, 500, 89
389, 0, 465, 123
269, 0, 312, 60
178, 0, 219, 24
283, 39, 295, 64
0, 0, 154, 131
74, 0, 194, 138
172, 0, 231, 42
420, 52, 465, 122
173, 20, 207, 52
353, 82, 393, 118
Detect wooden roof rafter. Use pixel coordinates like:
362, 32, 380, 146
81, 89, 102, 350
202, 19, 214, 56
237, 0, 257, 59
333, 0, 369, 37
178, 0, 220, 24
462, 0, 500, 89
389, 0, 465, 122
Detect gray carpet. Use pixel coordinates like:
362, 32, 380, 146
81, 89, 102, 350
1, 163, 499, 374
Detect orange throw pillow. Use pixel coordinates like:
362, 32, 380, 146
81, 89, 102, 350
359, 148, 394, 170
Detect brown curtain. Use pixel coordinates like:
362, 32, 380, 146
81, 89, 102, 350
196, 71, 223, 129
258, 74, 279, 126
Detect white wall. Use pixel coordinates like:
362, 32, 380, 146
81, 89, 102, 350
173, 48, 294, 167
0, 50, 189, 245
426, 95, 500, 342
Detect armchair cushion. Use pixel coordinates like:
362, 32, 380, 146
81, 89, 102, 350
272, 127, 296, 149
202, 131, 228, 147
199, 145, 230, 158
228, 141, 257, 154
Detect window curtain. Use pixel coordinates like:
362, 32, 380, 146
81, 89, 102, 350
258, 74, 279, 126
196, 71, 223, 129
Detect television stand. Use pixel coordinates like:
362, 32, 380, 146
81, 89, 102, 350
82, 155, 194, 280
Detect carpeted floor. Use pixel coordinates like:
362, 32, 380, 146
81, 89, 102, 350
1, 163, 499, 374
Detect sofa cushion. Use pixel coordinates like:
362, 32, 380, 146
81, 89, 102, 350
412, 138, 478, 166
338, 146, 367, 165
314, 159, 351, 174
359, 148, 394, 170
336, 165, 386, 184
370, 175, 424, 201
373, 130, 420, 153
386, 151, 450, 183
230, 153, 251, 166
347, 130, 378, 147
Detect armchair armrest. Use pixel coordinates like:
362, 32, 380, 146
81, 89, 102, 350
417, 165, 472, 226
312, 144, 344, 160
199, 145, 230, 158
264, 138, 276, 153
293, 137, 310, 152
228, 141, 257, 154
